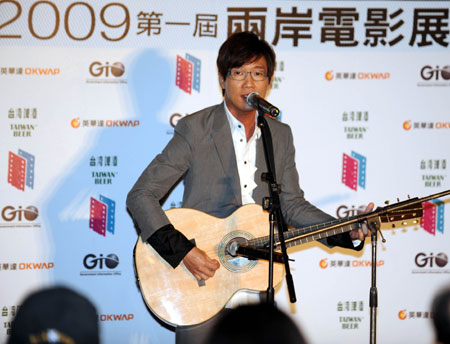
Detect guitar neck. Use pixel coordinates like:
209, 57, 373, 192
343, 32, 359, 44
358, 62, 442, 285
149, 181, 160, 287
286, 218, 359, 248
249, 188, 450, 250
251, 216, 361, 249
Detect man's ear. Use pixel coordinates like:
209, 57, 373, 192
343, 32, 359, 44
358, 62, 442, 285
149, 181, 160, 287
218, 73, 226, 89
265, 78, 273, 98
218, 73, 226, 96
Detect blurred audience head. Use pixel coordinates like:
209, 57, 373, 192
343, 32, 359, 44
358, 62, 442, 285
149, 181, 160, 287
432, 285, 450, 344
205, 303, 306, 344
8, 286, 99, 344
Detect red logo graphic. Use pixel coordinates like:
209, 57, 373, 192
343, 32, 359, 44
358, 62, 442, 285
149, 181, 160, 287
421, 199, 445, 235
8, 150, 35, 191
325, 71, 334, 81
176, 54, 201, 94
319, 259, 328, 269
71, 118, 80, 128
342, 151, 366, 191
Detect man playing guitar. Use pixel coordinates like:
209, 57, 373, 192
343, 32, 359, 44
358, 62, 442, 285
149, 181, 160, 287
127, 31, 372, 343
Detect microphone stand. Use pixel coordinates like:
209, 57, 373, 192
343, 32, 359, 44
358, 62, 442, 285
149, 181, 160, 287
367, 217, 385, 344
257, 110, 296, 305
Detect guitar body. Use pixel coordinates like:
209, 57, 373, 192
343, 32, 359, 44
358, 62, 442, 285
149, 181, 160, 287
134, 204, 284, 326
133, 188, 442, 326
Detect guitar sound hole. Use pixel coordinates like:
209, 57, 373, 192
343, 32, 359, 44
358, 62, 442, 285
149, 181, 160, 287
227, 237, 251, 268
219, 233, 257, 272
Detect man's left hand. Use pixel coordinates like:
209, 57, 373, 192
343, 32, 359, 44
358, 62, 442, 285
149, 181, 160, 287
349, 202, 375, 241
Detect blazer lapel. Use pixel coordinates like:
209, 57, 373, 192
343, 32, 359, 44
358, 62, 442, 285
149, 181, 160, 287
211, 103, 242, 205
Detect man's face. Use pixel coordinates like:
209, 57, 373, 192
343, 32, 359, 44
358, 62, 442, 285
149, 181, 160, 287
219, 56, 271, 119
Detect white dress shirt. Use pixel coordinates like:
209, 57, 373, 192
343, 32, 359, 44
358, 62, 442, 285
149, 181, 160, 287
224, 102, 263, 307
223, 103, 360, 307
224, 103, 261, 205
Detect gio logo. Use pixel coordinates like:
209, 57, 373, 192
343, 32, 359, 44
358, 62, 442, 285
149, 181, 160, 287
1, 206, 38, 222
89, 62, 125, 78
8, 150, 35, 191
420, 65, 450, 80
176, 54, 201, 94
336, 205, 366, 219
1, 205, 40, 229
89, 195, 115, 236
83, 254, 119, 270
342, 151, 366, 191
415, 252, 448, 268
421, 199, 445, 235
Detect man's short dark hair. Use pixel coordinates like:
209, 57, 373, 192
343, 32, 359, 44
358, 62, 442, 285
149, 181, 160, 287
217, 31, 276, 83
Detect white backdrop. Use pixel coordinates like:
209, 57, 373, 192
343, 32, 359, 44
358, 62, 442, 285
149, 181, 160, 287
1, 1, 449, 343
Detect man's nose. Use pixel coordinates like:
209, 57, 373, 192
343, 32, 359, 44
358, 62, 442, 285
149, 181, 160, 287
243, 72, 255, 86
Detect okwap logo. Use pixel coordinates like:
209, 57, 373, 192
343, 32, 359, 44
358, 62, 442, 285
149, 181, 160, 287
87, 61, 126, 84
176, 54, 201, 94
320, 258, 384, 269
403, 120, 450, 130
342, 151, 366, 191
71, 117, 139, 129
325, 70, 390, 81
421, 199, 445, 235
7, 149, 35, 191
99, 313, 134, 322
0, 262, 54, 271
89, 195, 115, 236
0, 66, 60, 76
398, 310, 432, 320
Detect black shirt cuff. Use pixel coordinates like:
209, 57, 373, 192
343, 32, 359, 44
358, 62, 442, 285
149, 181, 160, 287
147, 224, 195, 268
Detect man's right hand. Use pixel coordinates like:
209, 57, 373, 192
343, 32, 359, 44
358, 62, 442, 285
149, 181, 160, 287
183, 247, 220, 281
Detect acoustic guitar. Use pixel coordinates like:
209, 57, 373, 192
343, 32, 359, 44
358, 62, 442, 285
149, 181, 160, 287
134, 189, 450, 326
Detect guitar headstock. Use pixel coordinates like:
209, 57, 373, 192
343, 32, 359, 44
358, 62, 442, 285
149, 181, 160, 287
378, 200, 423, 229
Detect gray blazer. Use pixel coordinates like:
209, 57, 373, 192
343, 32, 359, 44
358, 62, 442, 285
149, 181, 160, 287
127, 103, 356, 249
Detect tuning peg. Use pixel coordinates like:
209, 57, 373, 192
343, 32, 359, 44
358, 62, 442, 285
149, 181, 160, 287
397, 198, 400, 202
408, 195, 411, 199
384, 200, 390, 205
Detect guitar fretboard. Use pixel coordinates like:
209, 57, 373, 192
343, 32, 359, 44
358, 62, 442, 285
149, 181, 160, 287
249, 216, 361, 249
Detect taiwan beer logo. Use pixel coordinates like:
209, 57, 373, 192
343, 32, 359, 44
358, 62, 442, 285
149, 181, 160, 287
176, 54, 201, 94
342, 151, 366, 191
421, 199, 445, 235
89, 195, 115, 236
7, 149, 35, 191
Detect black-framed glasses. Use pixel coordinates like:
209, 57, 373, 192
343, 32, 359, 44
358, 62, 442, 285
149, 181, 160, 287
227, 69, 267, 81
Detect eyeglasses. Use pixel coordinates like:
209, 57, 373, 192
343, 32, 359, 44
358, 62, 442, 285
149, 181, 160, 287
227, 69, 268, 81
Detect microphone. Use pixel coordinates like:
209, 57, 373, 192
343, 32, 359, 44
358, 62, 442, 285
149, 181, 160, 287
227, 240, 290, 264
246, 92, 280, 117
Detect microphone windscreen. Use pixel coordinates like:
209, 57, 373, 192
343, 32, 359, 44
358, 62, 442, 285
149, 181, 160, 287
246, 92, 259, 106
